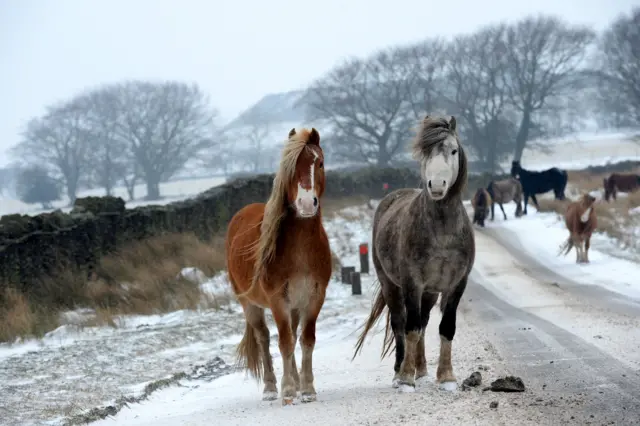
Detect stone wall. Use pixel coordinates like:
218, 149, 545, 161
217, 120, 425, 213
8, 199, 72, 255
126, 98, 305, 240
0, 162, 635, 294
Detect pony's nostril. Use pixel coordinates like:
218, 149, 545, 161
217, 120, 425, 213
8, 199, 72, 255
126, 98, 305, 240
442, 180, 446, 187
428, 181, 432, 189
313, 197, 318, 207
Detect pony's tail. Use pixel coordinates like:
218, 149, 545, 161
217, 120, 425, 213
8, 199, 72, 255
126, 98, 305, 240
352, 282, 393, 360
236, 322, 263, 382
558, 237, 573, 257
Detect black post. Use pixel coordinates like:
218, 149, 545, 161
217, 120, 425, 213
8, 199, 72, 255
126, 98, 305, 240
350, 271, 362, 295
359, 243, 369, 274
341, 266, 355, 284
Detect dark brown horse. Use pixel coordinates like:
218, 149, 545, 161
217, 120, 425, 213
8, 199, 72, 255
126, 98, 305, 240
603, 173, 640, 202
471, 188, 491, 227
225, 127, 331, 405
558, 193, 597, 264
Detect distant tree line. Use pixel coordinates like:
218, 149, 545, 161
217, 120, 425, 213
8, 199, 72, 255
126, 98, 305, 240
8, 80, 221, 206
303, 8, 640, 172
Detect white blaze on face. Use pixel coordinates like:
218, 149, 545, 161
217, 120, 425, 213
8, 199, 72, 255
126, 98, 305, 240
295, 150, 319, 217
424, 136, 459, 201
580, 207, 592, 223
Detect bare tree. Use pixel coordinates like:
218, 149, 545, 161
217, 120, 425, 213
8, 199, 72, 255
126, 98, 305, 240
304, 48, 416, 166
241, 121, 272, 172
446, 25, 516, 173
503, 15, 596, 160
594, 7, 640, 128
72, 89, 129, 196
112, 81, 219, 200
12, 102, 92, 204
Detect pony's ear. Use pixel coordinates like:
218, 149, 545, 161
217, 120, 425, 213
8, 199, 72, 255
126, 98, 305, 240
308, 128, 320, 146
448, 115, 457, 131
288, 128, 296, 138
423, 114, 430, 121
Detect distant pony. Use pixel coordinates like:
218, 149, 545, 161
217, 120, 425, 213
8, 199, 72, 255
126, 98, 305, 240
486, 177, 523, 221
471, 187, 492, 227
603, 173, 640, 202
511, 160, 568, 214
558, 193, 597, 264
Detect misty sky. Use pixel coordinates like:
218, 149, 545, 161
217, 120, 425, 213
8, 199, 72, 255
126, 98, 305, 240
1, 0, 637, 166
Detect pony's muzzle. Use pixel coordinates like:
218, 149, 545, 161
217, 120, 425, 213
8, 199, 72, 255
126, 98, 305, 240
427, 179, 448, 199
296, 195, 318, 217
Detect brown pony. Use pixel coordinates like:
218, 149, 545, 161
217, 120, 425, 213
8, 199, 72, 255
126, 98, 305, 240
603, 173, 640, 202
225, 128, 331, 405
558, 193, 597, 264
486, 177, 523, 221
471, 188, 492, 227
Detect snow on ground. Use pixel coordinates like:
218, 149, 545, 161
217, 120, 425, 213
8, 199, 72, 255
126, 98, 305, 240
479, 206, 640, 300
0, 175, 227, 217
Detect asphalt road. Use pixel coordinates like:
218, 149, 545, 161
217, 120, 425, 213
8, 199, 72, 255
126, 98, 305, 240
467, 227, 640, 425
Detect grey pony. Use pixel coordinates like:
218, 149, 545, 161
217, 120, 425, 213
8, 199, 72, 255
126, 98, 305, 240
353, 115, 476, 391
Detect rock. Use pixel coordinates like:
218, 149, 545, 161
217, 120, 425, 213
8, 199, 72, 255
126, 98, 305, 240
490, 401, 499, 409
488, 376, 526, 392
462, 371, 482, 390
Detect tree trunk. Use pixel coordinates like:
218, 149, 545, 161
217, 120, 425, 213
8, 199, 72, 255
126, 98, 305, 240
514, 109, 532, 161
66, 180, 77, 206
145, 178, 161, 200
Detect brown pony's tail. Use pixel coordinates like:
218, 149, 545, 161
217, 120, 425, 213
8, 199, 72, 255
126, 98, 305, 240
352, 281, 395, 361
557, 237, 573, 257
236, 323, 263, 382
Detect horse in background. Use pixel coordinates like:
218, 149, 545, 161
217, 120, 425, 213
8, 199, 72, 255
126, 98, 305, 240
486, 177, 523, 221
471, 188, 492, 227
353, 115, 475, 393
511, 160, 568, 214
603, 173, 640, 202
558, 193, 597, 264
225, 128, 331, 405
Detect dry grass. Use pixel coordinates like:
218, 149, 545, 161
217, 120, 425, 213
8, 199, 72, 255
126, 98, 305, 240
0, 233, 227, 342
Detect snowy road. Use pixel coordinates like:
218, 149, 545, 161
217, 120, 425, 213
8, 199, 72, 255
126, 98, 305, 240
90, 220, 640, 426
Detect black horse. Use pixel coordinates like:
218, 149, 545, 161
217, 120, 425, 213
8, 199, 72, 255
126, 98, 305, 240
510, 160, 568, 214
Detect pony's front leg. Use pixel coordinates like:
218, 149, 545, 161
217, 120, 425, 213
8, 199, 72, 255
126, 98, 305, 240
523, 193, 529, 214
584, 235, 591, 263
437, 277, 468, 392
271, 301, 297, 405
498, 203, 507, 220
299, 284, 327, 402
415, 292, 438, 381
290, 309, 301, 392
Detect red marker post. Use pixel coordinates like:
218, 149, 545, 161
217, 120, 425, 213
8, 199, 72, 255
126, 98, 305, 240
359, 243, 369, 274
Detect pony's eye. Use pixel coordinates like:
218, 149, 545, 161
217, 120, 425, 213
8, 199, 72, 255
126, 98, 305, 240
319, 162, 324, 168
451, 149, 458, 155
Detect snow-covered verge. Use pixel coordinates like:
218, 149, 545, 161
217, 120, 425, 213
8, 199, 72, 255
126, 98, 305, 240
476, 204, 640, 300
0, 203, 372, 426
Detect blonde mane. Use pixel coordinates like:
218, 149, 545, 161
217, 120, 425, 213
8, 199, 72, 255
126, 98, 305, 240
250, 128, 315, 288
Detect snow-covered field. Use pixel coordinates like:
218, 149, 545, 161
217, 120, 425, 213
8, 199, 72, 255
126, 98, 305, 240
0, 175, 227, 217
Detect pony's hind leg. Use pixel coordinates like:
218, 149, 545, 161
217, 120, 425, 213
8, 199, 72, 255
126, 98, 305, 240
298, 284, 327, 403
498, 203, 507, 220
382, 282, 406, 388
271, 299, 297, 405
437, 277, 468, 392
396, 285, 422, 391
415, 292, 438, 381
244, 304, 278, 400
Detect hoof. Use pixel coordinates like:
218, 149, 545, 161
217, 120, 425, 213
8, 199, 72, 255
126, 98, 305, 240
282, 397, 295, 406
262, 391, 278, 401
301, 392, 317, 403
398, 383, 416, 393
439, 381, 458, 392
